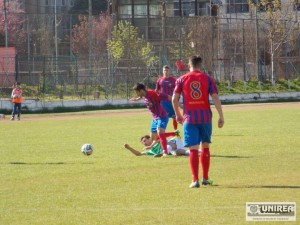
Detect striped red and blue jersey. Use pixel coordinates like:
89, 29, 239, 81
143, 89, 169, 119
155, 76, 176, 100
173, 70, 218, 124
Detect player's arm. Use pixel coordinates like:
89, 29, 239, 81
11, 89, 15, 98
123, 144, 146, 156
155, 79, 160, 93
15, 90, 22, 98
211, 93, 224, 128
144, 139, 159, 150
129, 96, 142, 101
172, 93, 183, 124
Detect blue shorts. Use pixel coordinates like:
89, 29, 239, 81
161, 101, 175, 118
150, 117, 169, 133
183, 123, 212, 147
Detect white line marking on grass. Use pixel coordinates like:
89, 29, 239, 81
1, 206, 243, 212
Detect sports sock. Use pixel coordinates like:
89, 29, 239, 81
158, 133, 168, 154
200, 148, 210, 180
189, 149, 199, 182
162, 132, 176, 139
173, 119, 178, 130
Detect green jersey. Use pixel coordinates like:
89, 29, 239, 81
144, 143, 163, 156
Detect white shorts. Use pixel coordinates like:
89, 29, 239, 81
168, 138, 184, 149
167, 138, 185, 155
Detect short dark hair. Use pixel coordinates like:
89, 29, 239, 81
140, 135, 150, 142
133, 82, 146, 91
15, 82, 20, 85
189, 55, 202, 68
163, 65, 169, 69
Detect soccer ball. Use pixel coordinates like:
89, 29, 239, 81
81, 144, 93, 156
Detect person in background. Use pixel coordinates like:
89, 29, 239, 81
155, 65, 178, 130
11, 82, 23, 121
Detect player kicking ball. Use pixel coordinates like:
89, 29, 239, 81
130, 83, 171, 157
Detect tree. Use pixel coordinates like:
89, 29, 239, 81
168, 17, 214, 76
71, 14, 109, 57
0, 1, 25, 47
249, 0, 300, 84
107, 21, 158, 68
70, 14, 110, 90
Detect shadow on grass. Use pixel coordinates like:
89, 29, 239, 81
212, 185, 300, 189
211, 155, 252, 159
8, 162, 93, 165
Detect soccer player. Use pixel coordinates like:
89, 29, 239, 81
130, 82, 170, 156
123, 132, 190, 157
172, 55, 224, 188
10, 82, 23, 121
155, 65, 178, 130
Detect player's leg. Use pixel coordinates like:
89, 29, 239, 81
184, 123, 201, 188
157, 117, 169, 155
150, 119, 158, 142
11, 103, 17, 120
150, 132, 158, 142
17, 103, 21, 120
175, 149, 189, 156
199, 123, 213, 185
162, 101, 178, 130
161, 131, 176, 139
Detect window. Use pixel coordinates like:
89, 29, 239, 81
294, 0, 300, 10
149, 2, 174, 17
226, 0, 249, 13
134, 0, 147, 3
134, 5, 147, 18
149, 4, 161, 17
119, 5, 132, 18
182, 1, 195, 16
120, 0, 132, 4
173, 0, 196, 16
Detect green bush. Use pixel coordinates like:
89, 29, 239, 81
218, 78, 300, 94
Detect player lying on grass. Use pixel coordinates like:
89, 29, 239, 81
124, 131, 192, 157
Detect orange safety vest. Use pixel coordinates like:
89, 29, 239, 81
11, 88, 23, 103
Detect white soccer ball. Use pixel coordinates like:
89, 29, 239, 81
81, 144, 93, 156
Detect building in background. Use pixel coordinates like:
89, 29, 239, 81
19, 0, 74, 14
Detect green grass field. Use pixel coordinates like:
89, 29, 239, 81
0, 103, 299, 225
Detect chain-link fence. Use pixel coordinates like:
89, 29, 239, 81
1, 12, 299, 101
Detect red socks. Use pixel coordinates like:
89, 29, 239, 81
158, 133, 168, 154
163, 132, 176, 139
189, 149, 199, 182
190, 148, 210, 181
200, 148, 210, 180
